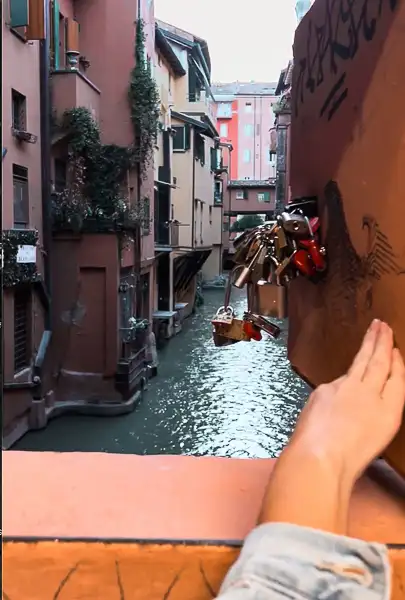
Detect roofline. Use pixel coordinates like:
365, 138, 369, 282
155, 26, 186, 78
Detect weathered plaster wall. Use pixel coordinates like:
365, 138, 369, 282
288, 0, 405, 477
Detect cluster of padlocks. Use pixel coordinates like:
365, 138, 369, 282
211, 198, 327, 346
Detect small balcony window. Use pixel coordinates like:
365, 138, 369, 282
172, 125, 191, 151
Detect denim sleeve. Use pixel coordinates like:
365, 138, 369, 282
216, 523, 390, 600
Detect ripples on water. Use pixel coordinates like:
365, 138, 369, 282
15, 288, 309, 457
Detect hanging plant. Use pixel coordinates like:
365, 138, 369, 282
128, 19, 160, 179
2, 229, 39, 288
52, 107, 142, 232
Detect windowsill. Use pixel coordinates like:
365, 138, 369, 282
9, 27, 27, 43
13, 366, 31, 382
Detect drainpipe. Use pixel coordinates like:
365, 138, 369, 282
40, 0, 52, 331
191, 132, 196, 249
135, 0, 143, 320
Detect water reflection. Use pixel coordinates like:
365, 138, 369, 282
15, 288, 309, 457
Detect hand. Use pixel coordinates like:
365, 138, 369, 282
289, 319, 405, 483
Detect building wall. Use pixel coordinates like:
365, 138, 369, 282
288, 0, 405, 475
2, 12, 45, 389
229, 188, 276, 214
236, 95, 277, 181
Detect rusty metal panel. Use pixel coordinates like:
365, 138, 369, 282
3, 540, 405, 599
289, 0, 405, 477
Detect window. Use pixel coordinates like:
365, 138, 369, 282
12, 90, 26, 131
13, 164, 29, 228
257, 191, 271, 203
245, 103, 252, 113
217, 103, 232, 118
14, 288, 31, 373
172, 126, 190, 151
243, 149, 252, 163
214, 180, 222, 204
54, 158, 67, 192
194, 132, 205, 165
209, 205, 212, 225
219, 123, 228, 138
244, 124, 254, 137
236, 189, 248, 200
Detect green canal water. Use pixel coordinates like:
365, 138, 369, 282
15, 289, 310, 457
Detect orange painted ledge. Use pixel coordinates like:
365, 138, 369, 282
3, 453, 405, 599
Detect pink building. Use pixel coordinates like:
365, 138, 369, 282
3, 0, 157, 446
213, 82, 277, 224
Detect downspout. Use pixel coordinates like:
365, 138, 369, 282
40, 0, 52, 331
191, 129, 196, 249
135, 0, 143, 320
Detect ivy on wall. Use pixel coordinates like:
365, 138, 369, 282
3, 229, 39, 288
128, 18, 160, 179
52, 108, 149, 233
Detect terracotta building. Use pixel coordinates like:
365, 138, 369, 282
2, 0, 158, 446
155, 20, 224, 297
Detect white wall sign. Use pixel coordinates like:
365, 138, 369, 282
16, 245, 37, 264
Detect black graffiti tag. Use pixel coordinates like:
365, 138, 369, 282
294, 0, 399, 121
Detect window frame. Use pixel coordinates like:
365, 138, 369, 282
11, 89, 27, 131
242, 149, 252, 163
244, 124, 254, 137
14, 287, 32, 374
13, 164, 29, 228
245, 102, 252, 113
219, 123, 228, 138
257, 191, 271, 203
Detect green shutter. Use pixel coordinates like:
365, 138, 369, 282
53, 0, 60, 69
10, 0, 29, 27
243, 189, 248, 200
264, 191, 270, 202
184, 125, 191, 150
210, 147, 216, 171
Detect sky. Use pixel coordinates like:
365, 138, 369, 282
154, 0, 298, 83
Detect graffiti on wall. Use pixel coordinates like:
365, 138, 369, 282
294, 0, 399, 121
320, 181, 405, 323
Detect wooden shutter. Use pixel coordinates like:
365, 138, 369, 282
243, 189, 248, 200
67, 19, 79, 53
26, 0, 45, 39
10, 0, 29, 28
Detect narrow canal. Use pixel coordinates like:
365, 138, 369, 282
15, 289, 310, 457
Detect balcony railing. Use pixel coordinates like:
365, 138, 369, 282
155, 221, 180, 247
177, 91, 217, 128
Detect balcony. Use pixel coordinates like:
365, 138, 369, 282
52, 70, 101, 126
155, 221, 180, 248
176, 91, 217, 131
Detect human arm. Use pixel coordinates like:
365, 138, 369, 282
215, 320, 405, 599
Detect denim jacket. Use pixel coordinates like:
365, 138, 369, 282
216, 523, 390, 599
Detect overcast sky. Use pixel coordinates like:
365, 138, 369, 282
154, 0, 298, 83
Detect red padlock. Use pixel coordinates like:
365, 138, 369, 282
292, 249, 316, 277
243, 321, 262, 341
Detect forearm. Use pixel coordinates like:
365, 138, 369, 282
258, 441, 354, 535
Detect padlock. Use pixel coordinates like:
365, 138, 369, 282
212, 325, 239, 347
247, 281, 287, 319
215, 319, 251, 342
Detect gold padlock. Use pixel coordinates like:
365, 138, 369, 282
247, 281, 287, 319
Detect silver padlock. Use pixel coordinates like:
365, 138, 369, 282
247, 280, 287, 319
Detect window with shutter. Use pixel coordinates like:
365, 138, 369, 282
13, 164, 29, 228
172, 126, 185, 151
10, 0, 29, 28
14, 288, 31, 373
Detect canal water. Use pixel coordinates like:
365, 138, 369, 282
15, 289, 310, 457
